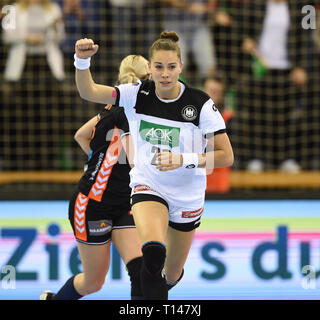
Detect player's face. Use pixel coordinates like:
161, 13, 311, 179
150, 50, 183, 100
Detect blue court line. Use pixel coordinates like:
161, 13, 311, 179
0, 200, 319, 219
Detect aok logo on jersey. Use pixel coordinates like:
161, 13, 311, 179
139, 120, 180, 148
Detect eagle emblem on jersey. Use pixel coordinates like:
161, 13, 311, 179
181, 105, 197, 121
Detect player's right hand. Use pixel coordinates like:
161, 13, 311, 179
75, 38, 99, 59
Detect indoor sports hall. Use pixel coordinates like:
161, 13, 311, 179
0, 0, 319, 300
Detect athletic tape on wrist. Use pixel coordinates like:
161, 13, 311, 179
182, 153, 198, 169
74, 53, 91, 70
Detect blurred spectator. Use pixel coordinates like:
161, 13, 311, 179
107, 0, 161, 68
204, 75, 234, 193
2, 0, 66, 82
204, 76, 225, 108
57, 0, 104, 61
60, 0, 86, 54
162, 0, 217, 84
204, 75, 235, 140
210, 0, 249, 85
62, 0, 84, 21
237, 0, 309, 173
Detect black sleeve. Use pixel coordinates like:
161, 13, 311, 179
114, 87, 121, 106
115, 108, 130, 137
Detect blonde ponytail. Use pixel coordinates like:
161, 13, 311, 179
118, 55, 149, 84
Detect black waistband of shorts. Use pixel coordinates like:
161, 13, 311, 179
131, 193, 169, 210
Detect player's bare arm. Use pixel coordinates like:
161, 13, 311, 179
75, 38, 117, 105
198, 133, 234, 169
155, 133, 233, 172
74, 115, 99, 155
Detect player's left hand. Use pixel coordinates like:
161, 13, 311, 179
156, 152, 182, 171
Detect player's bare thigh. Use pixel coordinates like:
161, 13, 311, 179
132, 201, 169, 244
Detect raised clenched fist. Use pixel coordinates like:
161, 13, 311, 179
75, 38, 99, 59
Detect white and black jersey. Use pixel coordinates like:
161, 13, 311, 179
114, 79, 226, 208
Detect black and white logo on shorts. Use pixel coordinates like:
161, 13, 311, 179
181, 105, 197, 121
88, 220, 112, 236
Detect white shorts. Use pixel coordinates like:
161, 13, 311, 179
130, 184, 203, 232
